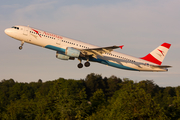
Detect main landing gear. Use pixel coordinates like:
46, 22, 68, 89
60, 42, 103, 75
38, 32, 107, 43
19, 41, 24, 50
78, 63, 83, 68
84, 61, 90, 67
77, 59, 90, 68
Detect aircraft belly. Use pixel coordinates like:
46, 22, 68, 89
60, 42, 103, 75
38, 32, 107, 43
89, 58, 139, 71
91, 56, 166, 72
132, 64, 167, 71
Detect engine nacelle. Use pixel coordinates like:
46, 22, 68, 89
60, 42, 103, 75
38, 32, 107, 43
65, 47, 80, 57
56, 52, 75, 60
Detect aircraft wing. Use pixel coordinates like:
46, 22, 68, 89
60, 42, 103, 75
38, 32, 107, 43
79, 45, 123, 58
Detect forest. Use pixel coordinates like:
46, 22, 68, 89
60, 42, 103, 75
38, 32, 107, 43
0, 73, 180, 120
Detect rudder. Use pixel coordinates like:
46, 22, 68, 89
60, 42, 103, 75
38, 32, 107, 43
141, 43, 171, 65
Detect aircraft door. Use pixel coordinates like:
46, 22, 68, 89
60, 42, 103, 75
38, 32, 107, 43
23, 27, 29, 36
56, 39, 61, 45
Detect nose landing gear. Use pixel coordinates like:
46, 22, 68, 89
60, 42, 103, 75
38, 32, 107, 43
19, 46, 23, 50
19, 41, 24, 50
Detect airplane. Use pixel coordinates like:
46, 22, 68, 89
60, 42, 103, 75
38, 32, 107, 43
4, 25, 171, 72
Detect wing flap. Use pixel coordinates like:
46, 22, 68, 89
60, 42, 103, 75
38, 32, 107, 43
80, 45, 121, 58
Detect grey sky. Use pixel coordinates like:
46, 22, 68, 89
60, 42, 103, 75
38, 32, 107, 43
1, 0, 179, 86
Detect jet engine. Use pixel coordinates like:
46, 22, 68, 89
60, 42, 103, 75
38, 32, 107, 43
65, 47, 81, 57
56, 52, 75, 60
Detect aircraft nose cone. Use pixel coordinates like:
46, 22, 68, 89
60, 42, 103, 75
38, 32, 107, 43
4, 28, 11, 36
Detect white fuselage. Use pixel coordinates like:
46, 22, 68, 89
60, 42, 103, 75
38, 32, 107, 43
4, 25, 169, 72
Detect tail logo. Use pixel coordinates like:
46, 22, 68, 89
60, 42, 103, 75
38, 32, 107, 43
141, 43, 171, 65
157, 49, 164, 57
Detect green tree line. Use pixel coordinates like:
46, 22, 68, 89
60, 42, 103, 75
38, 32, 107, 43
0, 73, 180, 120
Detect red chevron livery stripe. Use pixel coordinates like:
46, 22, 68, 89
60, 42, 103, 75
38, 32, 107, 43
141, 54, 162, 65
161, 43, 171, 49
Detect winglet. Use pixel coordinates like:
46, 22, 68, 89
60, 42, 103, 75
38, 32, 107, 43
119, 45, 124, 49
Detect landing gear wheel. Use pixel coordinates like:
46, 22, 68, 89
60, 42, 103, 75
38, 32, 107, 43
84, 61, 90, 67
77, 63, 83, 68
19, 41, 24, 50
19, 46, 23, 50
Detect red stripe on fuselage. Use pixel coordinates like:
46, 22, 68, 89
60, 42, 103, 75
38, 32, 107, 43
32, 29, 41, 37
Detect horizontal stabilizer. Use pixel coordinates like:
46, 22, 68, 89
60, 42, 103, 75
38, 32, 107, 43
151, 65, 172, 69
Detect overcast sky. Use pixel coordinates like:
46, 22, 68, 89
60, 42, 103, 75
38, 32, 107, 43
1, 0, 179, 87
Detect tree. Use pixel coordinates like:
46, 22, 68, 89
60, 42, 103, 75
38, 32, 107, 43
38, 79, 43, 83
47, 78, 91, 120
2, 96, 36, 120
0, 74, 179, 119
87, 81, 168, 120
166, 86, 180, 120
90, 89, 106, 111
138, 80, 160, 96
106, 75, 122, 97
85, 73, 106, 98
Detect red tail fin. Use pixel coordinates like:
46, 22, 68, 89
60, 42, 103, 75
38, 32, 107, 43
141, 43, 171, 65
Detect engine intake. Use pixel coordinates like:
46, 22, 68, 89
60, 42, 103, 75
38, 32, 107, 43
65, 47, 80, 57
56, 52, 75, 60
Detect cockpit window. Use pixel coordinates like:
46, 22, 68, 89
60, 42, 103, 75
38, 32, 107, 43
11, 26, 19, 30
